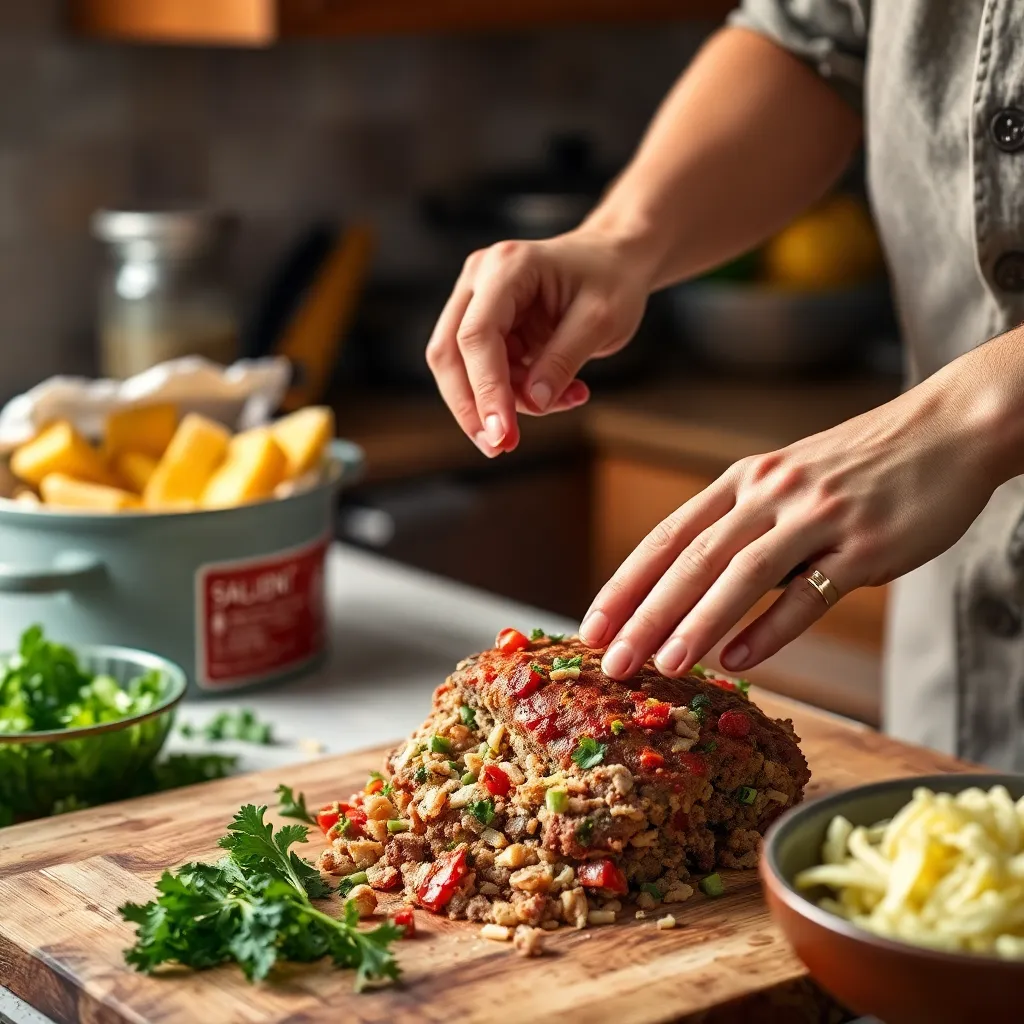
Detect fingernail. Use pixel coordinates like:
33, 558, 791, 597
484, 414, 505, 447
473, 431, 498, 458
579, 610, 609, 646
602, 640, 634, 679
530, 381, 553, 412
722, 643, 749, 671
655, 637, 688, 675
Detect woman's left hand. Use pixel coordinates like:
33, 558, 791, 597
578, 366, 1008, 680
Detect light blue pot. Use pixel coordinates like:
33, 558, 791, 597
0, 440, 363, 698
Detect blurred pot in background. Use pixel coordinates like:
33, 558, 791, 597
668, 193, 896, 375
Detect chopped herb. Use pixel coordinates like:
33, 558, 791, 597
575, 819, 594, 846
337, 870, 369, 896
571, 736, 607, 770
414, 766, 429, 785
120, 803, 401, 989
546, 788, 569, 813
736, 678, 751, 697
548, 633, 566, 642
428, 735, 452, 755
694, 740, 717, 754
689, 693, 713, 722
368, 771, 385, 781
530, 662, 547, 676
468, 798, 495, 826
387, 820, 409, 834
529, 628, 546, 641
276, 784, 316, 825
478, 742, 489, 755
610, 719, 625, 735
461, 772, 477, 786
552, 655, 583, 672
448, 761, 460, 773
699, 873, 725, 898
640, 883, 663, 900
190, 709, 275, 745
691, 664, 707, 679
459, 705, 477, 728
333, 815, 352, 838
736, 786, 757, 805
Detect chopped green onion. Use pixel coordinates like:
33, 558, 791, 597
429, 735, 452, 754
691, 664, 707, 679
699, 873, 724, 897
546, 788, 569, 813
530, 662, 547, 676
461, 771, 477, 785
571, 736, 607, 769
736, 678, 751, 697
414, 766, 428, 785
610, 719, 625, 735
448, 760, 460, 772
460, 705, 477, 728
337, 870, 369, 894
387, 819, 409, 834
736, 786, 757, 805
575, 819, 594, 846
468, 798, 495, 826
640, 882, 663, 900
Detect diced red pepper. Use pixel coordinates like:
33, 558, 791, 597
639, 748, 666, 771
678, 752, 709, 776
316, 803, 341, 834
365, 778, 384, 795
345, 808, 368, 836
628, 690, 648, 704
672, 809, 690, 832
711, 677, 737, 692
633, 699, 672, 730
512, 665, 544, 699
416, 847, 468, 912
717, 709, 751, 739
392, 907, 416, 937
496, 627, 530, 653
577, 858, 628, 895
481, 763, 512, 797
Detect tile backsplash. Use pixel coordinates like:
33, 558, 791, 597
0, 2, 712, 400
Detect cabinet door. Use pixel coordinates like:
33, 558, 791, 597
592, 454, 887, 652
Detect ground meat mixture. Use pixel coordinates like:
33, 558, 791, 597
318, 632, 810, 931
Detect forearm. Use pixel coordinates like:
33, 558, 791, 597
581, 26, 863, 292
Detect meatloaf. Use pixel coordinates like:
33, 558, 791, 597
318, 632, 810, 929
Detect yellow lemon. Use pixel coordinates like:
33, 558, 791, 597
763, 194, 884, 290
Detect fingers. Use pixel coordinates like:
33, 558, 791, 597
525, 293, 624, 413
720, 554, 852, 671
579, 476, 738, 655
596, 506, 773, 680
425, 284, 499, 457
653, 526, 814, 676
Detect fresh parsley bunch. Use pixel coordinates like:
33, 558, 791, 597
120, 803, 401, 990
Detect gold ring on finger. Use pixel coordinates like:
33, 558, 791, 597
802, 569, 839, 608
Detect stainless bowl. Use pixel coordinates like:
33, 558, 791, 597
668, 280, 893, 374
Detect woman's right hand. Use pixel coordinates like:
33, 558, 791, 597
425, 227, 653, 456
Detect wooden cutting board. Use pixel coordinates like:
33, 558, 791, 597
0, 693, 969, 1024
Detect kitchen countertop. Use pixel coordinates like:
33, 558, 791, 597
335, 375, 901, 484
0, 543, 884, 1024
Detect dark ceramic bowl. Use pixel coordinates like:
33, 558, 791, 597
761, 773, 1024, 1024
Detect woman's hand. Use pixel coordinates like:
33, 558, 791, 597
579, 366, 1007, 680
425, 228, 653, 456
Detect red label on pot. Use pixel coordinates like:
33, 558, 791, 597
195, 535, 329, 689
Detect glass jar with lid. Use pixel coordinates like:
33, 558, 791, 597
92, 208, 239, 380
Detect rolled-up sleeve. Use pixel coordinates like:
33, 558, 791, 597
729, 0, 869, 111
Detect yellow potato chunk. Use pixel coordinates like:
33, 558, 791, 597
200, 428, 287, 509
143, 413, 230, 510
103, 403, 179, 460
113, 451, 159, 493
40, 473, 140, 512
270, 406, 335, 479
11, 420, 121, 488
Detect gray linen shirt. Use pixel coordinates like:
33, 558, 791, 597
733, 1, 1024, 767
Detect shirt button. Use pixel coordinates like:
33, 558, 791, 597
994, 252, 1024, 292
974, 595, 1023, 638
992, 107, 1024, 152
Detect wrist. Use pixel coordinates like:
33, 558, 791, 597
576, 199, 672, 294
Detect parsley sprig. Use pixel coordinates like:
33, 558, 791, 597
119, 803, 401, 990
571, 736, 607, 769
275, 783, 316, 825
552, 655, 583, 672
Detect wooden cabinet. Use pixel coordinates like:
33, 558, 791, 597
71, 0, 733, 45
592, 453, 888, 653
